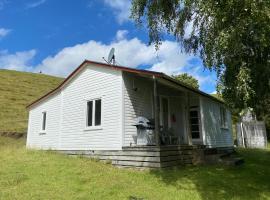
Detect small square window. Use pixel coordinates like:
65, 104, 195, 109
95, 99, 101, 126
86, 99, 102, 127
220, 107, 228, 128
87, 101, 93, 127
42, 112, 46, 131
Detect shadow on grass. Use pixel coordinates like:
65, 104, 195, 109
149, 148, 270, 200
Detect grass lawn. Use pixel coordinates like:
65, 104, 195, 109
0, 69, 63, 133
0, 137, 270, 200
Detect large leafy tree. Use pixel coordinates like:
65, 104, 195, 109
172, 73, 199, 89
131, 0, 270, 132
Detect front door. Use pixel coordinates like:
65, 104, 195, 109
189, 107, 201, 143
160, 97, 169, 130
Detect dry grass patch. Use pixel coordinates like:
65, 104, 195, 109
0, 69, 63, 133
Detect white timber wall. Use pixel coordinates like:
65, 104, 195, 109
200, 97, 233, 147
123, 74, 189, 146
123, 73, 153, 146
27, 64, 123, 150
26, 93, 61, 149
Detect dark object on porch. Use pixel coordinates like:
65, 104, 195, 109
160, 128, 180, 145
133, 116, 180, 146
133, 117, 155, 145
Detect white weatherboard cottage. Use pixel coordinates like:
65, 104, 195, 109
26, 60, 233, 168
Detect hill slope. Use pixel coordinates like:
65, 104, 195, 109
0, 69, 63, 133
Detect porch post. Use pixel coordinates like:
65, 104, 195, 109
186, 92, 192, 145
153, 76, 160, 146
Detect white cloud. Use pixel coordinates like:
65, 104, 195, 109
0, 28, 11, 38
26, 0, 46, 9
103, 0, 131, 24
34, 38, 157, 77
0, 49, 36, 71
115, 29, 128, 41
149, 41, 194, 75
34, 32, 197, 79
0, 30, 216, 92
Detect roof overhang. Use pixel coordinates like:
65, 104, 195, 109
26, 60, 224, 109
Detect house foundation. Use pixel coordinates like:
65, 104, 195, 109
59, 145, 209, 169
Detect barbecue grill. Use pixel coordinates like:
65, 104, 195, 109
133, 116, 155, 145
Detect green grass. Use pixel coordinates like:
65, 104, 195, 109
0, 69, 63, 133
0, 137, 270, 200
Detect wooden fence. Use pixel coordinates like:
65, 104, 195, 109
236, 121, 267, 148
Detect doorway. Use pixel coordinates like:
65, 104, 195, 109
189, 107, 201, 142
160, 97, 170, 130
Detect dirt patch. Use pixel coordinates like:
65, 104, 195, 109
0, 131, 25, 138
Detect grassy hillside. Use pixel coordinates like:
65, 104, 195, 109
0, 69, 63, 133
0, 136, 269, 200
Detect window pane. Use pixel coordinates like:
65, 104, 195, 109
87, 101, 93, 126
190, 118, 198, 124
191, 125, 199, 132
220, 107, 227, 127
192, 131, 200, 139
190, 111, 198, 118
42, 112, 46, 130
95, 99, 101, 126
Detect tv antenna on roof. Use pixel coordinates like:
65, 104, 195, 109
102, 48, 116, 65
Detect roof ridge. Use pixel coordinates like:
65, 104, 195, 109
27, 59, 224, 108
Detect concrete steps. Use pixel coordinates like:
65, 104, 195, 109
204, 148, 244, 166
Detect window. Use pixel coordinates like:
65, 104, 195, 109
161, 97, 169, 130
41, 112, 47, 131
189, 109, 200, 139
220, 107, 228, 128
87, 99, 102, 127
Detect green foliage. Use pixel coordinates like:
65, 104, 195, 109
1, 136, 270, 199
211, 93, 223, 101
0, 69, 63, 133
131, 0, 270, 133
172, 73, 199, 89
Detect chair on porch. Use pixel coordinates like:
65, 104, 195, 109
160, 127, 180, 145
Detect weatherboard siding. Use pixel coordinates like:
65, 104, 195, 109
27, 62, 234, 151
59, 65, 122, 150
27, 64, 123, 150
200, 97, 233, 147
123, 73, 154, 146
26, 93, 61, 149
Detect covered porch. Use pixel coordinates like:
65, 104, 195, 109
123, 71, 204, 147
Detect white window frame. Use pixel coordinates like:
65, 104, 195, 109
85, 98, 102, 130
220, 106, 228, 129
189, 106, 202, 142
40, 111, 47, 134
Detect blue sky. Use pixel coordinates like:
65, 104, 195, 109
0, 0, 217, 93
